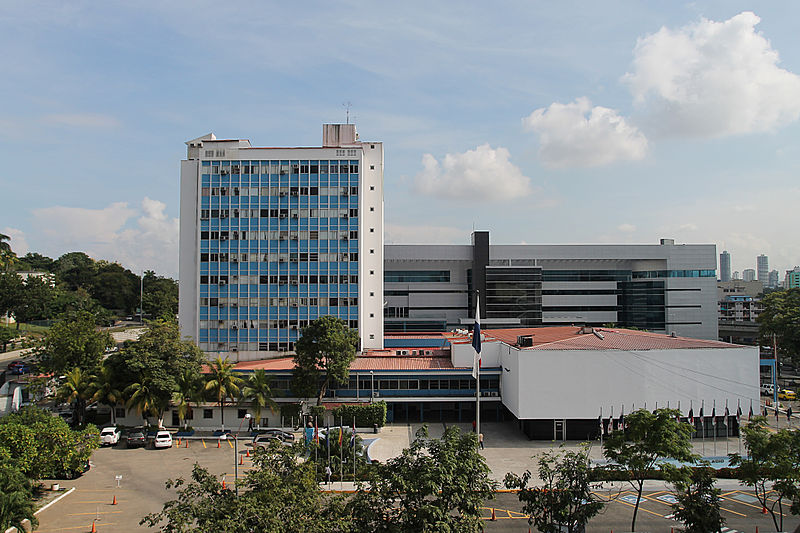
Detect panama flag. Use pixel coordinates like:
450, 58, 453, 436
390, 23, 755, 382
472, 294, 482, 379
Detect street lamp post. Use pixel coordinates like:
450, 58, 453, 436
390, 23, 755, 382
370, 371, 374, 403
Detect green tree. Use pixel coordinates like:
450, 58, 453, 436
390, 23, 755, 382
730, 417, 800, 532
13, 275, 57, 325
15, 252, 54, 272
0, 326, 15, 352
292, 315, 359, 405
125, 380, 165, 427
57, 367, 95, 426
0, 461, 37, 531
241, 369, 279, 429
89, 364, 124, 424
142, 270, 179, 320
110, 320, 205, 426
0, 233, 16, 272
204, 356, 244, 431
89, 261, 139, 314
142, 442, 348, 532
348, 425, 496, 532
0, 406, 100, 480
505, 444, 605, 533
670, 464, 725, 533
172, 368, 203, 430
602, 408, 695, 532
36, 311, 113, 374
53, 252, 96, 292
0, 272, 23, 320
758, 288, 800, 366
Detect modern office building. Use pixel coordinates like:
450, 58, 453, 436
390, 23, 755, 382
719, 250, 731, 282
179, 124, 385, 361
757, 254, 769, 287
385, 232, 718, 340
743, 269, 756, 282
786, 267, 800, 289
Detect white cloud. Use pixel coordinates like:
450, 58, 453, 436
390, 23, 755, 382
413, 144, 532, 201
1, 227, 29, 256
31, 198, 178, 276
624, 11, 800, 138
523, 97, 647, 168
617, 223, 636, 233
385, 224, 468, 244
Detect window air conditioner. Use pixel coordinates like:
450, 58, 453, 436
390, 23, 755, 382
491, 392, 499, 397
279, 192, 287, 197
279, 214, 287, 219
341, 213, 349, 218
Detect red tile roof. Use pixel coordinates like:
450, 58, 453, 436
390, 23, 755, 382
478, 326, 736, 351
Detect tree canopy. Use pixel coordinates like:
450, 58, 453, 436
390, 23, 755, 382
602, 408, 695, 532
292, 315, 359, 405
36, 310, 114, 374
142, 442, 349, 532
758, 288, 800, 364
347, 425, 496, 532
505, 444, 605, 533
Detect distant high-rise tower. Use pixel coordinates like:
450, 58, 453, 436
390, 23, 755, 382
768, 269, 779, 289
786, 267, 800, 289
743, 268, 756, 282
733, 271, 741, 280
719, 250, 731, 282
757, 254, 769, 287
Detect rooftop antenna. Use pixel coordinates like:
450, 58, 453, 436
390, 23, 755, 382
343, 101, 352, 124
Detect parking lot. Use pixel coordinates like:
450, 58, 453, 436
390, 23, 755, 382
35, 427, 800, 533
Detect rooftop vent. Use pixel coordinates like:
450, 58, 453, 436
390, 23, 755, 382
517, 335, 534, 347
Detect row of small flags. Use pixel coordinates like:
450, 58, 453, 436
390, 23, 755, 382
309, 418, 357, 447
598, 402, 756, 433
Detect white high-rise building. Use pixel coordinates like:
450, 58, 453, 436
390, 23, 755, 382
757, 254, 769, 287
743, 268, 756, 282
179, 124, 384, 361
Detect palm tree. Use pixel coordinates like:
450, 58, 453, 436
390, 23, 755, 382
125, 380, 164, 428
240, 369, 279, 430
172, 368, 202, 430
89, 365, 123, 425
204, 356, 244, 431
0, 233, 15, 272
57, 368, 94, 426
0, 489, 36, 531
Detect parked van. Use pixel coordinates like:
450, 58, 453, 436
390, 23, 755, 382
761, 383, 775, 396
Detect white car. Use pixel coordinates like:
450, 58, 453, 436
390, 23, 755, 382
153, 431, 173, 449
100, 427, 121, 446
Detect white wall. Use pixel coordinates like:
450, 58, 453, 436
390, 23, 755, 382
178, 160, 199, 343
358, 140, 384, 350
502, 346, 759, 420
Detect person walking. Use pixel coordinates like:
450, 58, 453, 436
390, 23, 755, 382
472, 419, 476, 433
478, 432, 484, 450
325, 465, 332, 485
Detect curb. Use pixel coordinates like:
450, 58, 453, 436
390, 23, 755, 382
35, 487, 75, 515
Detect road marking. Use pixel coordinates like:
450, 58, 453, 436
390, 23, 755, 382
720, 506, 746, 517
76, 501, 122, 504
37, 523, 118, 531
66, 511, 123, 516
202, 439, 207, 448
34, 487, 76, 515
228, 439, 234, 448
604, 495, 666, 518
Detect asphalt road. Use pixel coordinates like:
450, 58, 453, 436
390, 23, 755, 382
34, 439, 800, 533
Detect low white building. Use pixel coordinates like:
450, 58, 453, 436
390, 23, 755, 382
451, 326, 759, 440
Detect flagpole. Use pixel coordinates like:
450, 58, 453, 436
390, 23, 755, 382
599, 406, 603, 448
474, 290, 481, 438
701, 400, 705, 457
353, 416, 356, 484
713, 399, 717, 456
340, 416, 344, 491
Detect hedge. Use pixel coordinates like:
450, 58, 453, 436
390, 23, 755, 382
332, 401, 387, 427
308, 405, 326, 418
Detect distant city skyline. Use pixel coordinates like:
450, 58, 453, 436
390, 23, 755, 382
2, 3, 800, 278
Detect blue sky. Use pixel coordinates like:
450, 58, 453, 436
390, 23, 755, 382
1, 1, 799, 278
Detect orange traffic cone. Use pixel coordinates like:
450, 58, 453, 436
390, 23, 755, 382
185, 438, 189, 448
755, 528, 759, 533
246, 449, 250, 457
217, 439, 221, 448
91, 520, 97, 533
762, 505, 768, 514
222, 479, 226, 490
177, 438, 180, 446
112, 494, 117, 505
239, 455, 243, 465
490, 508, 496, 521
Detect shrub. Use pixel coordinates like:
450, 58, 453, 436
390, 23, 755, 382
332, 401, 387, 427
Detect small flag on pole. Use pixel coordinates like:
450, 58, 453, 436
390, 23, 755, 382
689, 408, 694, 425
472, 294, 482, 379
736, 405, 742, 421
748, 403, 753, 420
